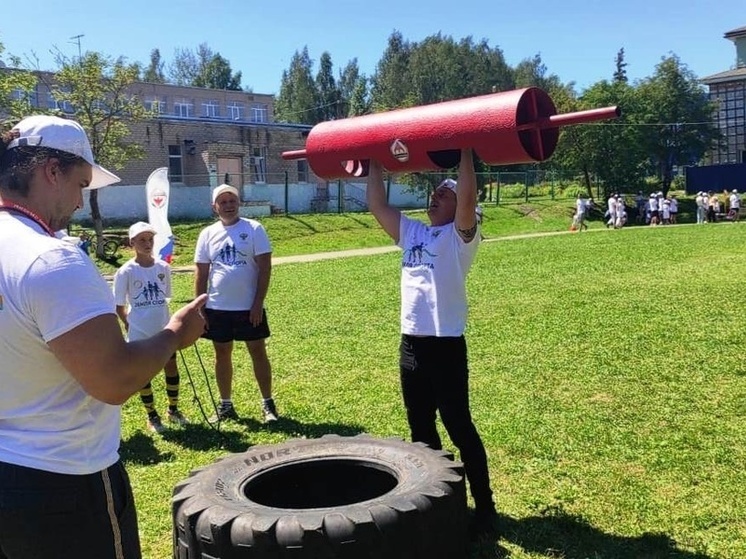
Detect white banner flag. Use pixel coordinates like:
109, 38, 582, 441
145, 167, 174, 263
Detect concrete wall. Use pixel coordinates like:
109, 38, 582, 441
75, 181, 427, 224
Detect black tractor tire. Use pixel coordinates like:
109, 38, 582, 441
172, 434, 467, 558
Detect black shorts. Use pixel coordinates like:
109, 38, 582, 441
202, 308, 271, 343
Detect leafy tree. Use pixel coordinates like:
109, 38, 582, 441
553, 80, 648, 197
143, 48, 166, 83
635, 55, 720, 194
348, 76, 370, 116
315, 52, 341, 121
513, 53, 566, 92
275, 47, 320, 124
338, 59, 368, 117
51, 51, 151, 257
169, 43, 242, 90
459, 37, 513, 96
370, 31, 414, 110
613, 48, 628, 83
0, 41, 38, 127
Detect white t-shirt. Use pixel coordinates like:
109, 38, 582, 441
397, 216, 479, 337
113, 258, 171, 341
662, 201, 671, 219
0, 212, 120, 475
670, 198, 678, 213
730, 194, 740, 209
194, 218, 272, 310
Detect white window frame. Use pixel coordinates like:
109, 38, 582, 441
174, 99, 194, 118
168, 145, 183, 182
227, 102, 245, 120
145, 96, 166, 114
202, 100, 220, 118
250, 103, 268, 123
251, 147, 267, 183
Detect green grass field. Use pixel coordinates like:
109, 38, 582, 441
117, 204, 746, 559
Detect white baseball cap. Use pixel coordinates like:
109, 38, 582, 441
437, 178, 457, 193
128, 221, 157, 241
8, 115, 120, 189
212, 183, 240, 204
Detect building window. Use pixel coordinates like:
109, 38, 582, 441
13, 87, 38, 107
297, 159, 308, 183
145, 96, 166, 114
174, 99, 194, 118
250, 103, 268, 123
45, 92, 74, 113
251, 147, 267, 183
168, 145, 183, 182
227, 102, 244, 120
202, 100, 219, 118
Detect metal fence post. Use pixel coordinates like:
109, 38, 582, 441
284, 170, 289, 215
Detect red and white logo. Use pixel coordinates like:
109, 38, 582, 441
150, 189, 167, 209
390, 139, 409, 162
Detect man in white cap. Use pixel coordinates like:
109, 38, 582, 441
367, 150, 496, 539
194, 183, 279, 424
0, 115, 206, 557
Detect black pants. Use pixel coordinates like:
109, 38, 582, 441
399, 334, 493, 510
0, 460, 141, 559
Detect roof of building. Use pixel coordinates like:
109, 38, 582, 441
701, 67, 746, 84
725, 26, 746, 39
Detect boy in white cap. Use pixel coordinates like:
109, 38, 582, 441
113, 221, 188, 433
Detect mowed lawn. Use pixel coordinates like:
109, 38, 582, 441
120, 221, 746, 559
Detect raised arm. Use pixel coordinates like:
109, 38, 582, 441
366, 159, 401, 243
454, 149, 478, 242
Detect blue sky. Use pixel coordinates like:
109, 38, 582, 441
1, 0, 742, 96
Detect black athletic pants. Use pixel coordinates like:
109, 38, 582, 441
399, 334, 494, 511
0, 460, 141, 559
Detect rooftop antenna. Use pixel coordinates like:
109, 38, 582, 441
69, 34, 84, 62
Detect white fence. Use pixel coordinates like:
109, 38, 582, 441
75, 180, 426, 224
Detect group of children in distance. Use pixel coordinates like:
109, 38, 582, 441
570, 192, 634, 232
571, 189, 742, 232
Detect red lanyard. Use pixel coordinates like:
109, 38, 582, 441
0, 202, 56, 237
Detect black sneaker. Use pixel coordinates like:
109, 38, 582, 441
147, 414, 166, 434
469, 505, 498, 540
261, 399, 279, 423
209, 403, 239, 423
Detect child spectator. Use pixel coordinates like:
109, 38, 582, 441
661, 198, 671, 225
669, 195, 678, 224
113, 222, 188, 433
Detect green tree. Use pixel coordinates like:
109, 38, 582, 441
553, 80, 647, 197
168, 44, 242, 90
636, 55, 720, 194
52, 51, 151, 257
143, 48, 166, 83
275, 47, 320, 124
348, 75, 370, 117
315, 52, 341, 121
0, 41, 38, 127
338, 59, 369, 117
613, 48, 628, 83
370, 31, 414, 110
